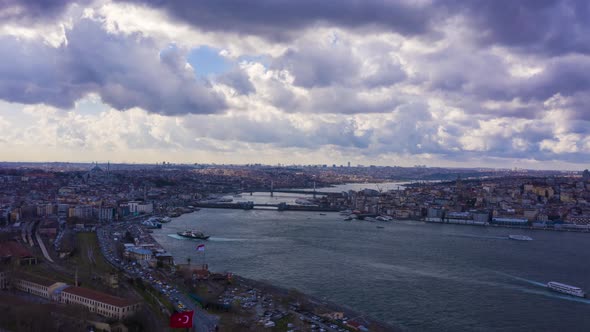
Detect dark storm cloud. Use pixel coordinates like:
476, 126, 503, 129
0, 18, 226, 115
117, 0, 437, 41
0, 0, 90, 21
120, 0, 590, 56
6, 1, 589, 57
520, 56, 590, 100
451, 0, 590, 55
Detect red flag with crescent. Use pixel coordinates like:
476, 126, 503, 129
170, 310, 194, 328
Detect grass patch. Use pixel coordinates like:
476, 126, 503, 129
69, 232, 114, 279
134, 282, 175, 316
273, 314, 295, 331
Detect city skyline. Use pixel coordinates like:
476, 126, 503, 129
1, 1, 590, 170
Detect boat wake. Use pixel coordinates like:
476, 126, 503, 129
167, 234, 188, 240
497, 272, 590, 305
167, 234, 209, 241
208, 237, 248, 242
448, 234, 508, 240
496, 272, 546, 287
518, 287, 590, 304
374, 265, 590, 305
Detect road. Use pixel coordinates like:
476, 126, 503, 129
35, 229, 55, 263
26, 222, 35, 247
96, 224, 219, 331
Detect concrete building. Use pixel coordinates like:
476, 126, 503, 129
98, 207, 115, 222
125, 247, 152, 261
128, 201, 153, 214
491, 217, 529, 226
11, 273, 67, 299
69, 205, 94, 219
61, 286, 141, 320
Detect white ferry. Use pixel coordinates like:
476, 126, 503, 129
508, 235, 533, 241
547, 281, 586, 298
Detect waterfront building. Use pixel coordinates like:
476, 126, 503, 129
566, 214, 590, 225
491, 217, 528, 226
125, 247, 152, 261
61, 286, 141, 320
128, 201, 153, 214
472, 211, 491, 223
426, 207, 444, 222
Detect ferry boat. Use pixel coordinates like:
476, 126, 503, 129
177, 230, 210, 240
508, 235, 533, 241
376, 216, 393, 222
159, 217, 172, 223
547, 281, 586, 298
142, 220, 162, 229
295, 198, 314, 205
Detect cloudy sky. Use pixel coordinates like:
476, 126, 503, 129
0, 0, 588, 169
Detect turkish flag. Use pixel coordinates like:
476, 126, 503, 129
170, 310, 194, 328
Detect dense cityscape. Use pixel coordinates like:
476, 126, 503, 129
2, 0, 590, 331
0, 162, 589, 331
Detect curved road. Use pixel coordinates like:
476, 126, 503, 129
35, 230, 55, 263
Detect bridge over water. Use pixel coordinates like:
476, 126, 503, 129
195, 202, 340, 212
246, 189, 343, 196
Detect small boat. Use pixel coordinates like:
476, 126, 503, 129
508, 235, 533, 241
177, 230, 210, 240
142, 220, 162, 229
547, 281, 586, 298
295, 198, 314, 205
376, 226, 385, 229
319, 213, 326, 216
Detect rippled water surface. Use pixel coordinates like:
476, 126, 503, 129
152, 208, 590, 331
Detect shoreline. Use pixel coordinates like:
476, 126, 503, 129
419, 219, 590, 233
231, 275, 399, 332
145, 222, 399, 331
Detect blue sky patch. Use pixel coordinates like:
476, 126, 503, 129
187, 46, 231, 77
